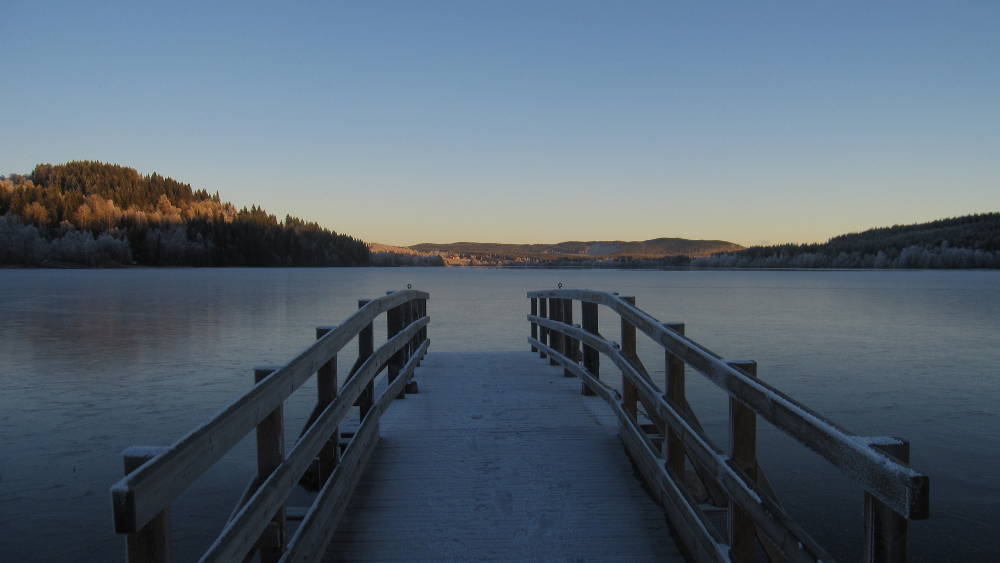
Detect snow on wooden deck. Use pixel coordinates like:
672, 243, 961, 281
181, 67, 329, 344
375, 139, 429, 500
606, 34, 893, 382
324, 351, 684, 562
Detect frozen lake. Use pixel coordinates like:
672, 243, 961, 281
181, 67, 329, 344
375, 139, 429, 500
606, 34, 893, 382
0, 267, 997, 561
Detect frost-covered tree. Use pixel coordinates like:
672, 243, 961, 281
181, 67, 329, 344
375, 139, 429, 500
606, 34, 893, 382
0, 161, 370, 267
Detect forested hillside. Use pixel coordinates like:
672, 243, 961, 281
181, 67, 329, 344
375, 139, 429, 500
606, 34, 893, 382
0, 161, 369, 266
695, 213, 1000, 268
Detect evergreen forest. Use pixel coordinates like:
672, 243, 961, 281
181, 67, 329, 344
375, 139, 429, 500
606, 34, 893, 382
0, 161, 370, 267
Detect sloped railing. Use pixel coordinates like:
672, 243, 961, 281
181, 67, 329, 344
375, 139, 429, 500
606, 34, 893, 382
111, 289, 429, 563
527, 289, 928, 563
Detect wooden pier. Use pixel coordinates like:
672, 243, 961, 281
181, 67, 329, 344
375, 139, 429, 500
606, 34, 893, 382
326, 351, 682, 561
110, 288, 929, 563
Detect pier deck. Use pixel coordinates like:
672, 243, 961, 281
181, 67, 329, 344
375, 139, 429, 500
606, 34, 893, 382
326, 351, 682, 561
110, 288, 929, 563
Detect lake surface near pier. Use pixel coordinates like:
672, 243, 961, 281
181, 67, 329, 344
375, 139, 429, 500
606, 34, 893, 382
1, 267, 997, 561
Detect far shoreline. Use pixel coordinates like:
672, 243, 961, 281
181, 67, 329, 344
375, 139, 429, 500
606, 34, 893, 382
3, 264, 998, 272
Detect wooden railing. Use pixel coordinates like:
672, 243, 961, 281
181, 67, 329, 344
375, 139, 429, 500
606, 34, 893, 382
111, 289, 430, 563
527, 289, 929, 563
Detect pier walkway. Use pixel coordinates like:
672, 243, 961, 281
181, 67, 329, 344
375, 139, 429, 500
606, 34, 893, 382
326, 351, 682, 561
110, 288, 929, 563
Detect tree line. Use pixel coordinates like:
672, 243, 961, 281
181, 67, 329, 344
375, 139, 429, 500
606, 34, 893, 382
693, 213, 1000, 269
0, 161, 370, 267
436, 213, 1000, 270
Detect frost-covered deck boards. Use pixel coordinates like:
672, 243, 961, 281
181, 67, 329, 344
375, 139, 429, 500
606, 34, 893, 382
324, 351, 683, 562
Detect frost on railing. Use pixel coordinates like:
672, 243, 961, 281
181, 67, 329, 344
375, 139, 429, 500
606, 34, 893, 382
111, 289, 430, 563
527, 289, 928, 563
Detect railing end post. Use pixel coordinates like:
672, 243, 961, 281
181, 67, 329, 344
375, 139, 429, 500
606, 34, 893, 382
864, 438, 911, 563
121, 447, 171, 563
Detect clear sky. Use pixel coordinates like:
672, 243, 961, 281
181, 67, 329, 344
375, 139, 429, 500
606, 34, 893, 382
2, 1, 998, 246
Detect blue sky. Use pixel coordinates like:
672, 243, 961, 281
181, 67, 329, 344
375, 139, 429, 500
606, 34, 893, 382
2, 1, 998, 245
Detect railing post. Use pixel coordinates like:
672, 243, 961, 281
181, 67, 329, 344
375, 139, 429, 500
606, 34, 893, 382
414, 296, 426, 384
403, 295, 425, 394
548, 297, 562, 366
663, 322, 686, 478
727, 360, 758, 563
406, 297, 416, 361
401, 296, 411, 361
562, 299, 575, 378
530, 297, 538, 352
864, 440, 910, 563
122, 447, 170, 563
254, 366, 285, 563
581, 301, 599, 396
418, 297, 428, 353
315, 326, 339, 483
538, 298, 548, 359
620, 296, 637, 421
387, 293, 405, 399
356, 299, 374, 420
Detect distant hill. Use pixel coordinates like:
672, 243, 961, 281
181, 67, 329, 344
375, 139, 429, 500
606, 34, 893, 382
0, 161, 369, 267
695, 212, 1000, 269
368, 243, 444, 267
409, 238, 743, 265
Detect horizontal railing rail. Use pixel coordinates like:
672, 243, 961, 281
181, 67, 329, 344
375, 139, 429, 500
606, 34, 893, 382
111, 289, 430, 563
527, 289, 929, 563
280, 337, 428, 563
528, 337, 732, 562
528, 318, 829, 562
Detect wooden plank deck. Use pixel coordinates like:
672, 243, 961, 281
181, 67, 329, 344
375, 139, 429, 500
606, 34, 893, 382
324, 351, 684, 562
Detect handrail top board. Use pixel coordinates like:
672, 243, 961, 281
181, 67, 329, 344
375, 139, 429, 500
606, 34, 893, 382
112, 289, 428, 533
530, 327, 835, 562
199, 330, 429, 562
530, 338, 732, 562
526, 289, 929, 520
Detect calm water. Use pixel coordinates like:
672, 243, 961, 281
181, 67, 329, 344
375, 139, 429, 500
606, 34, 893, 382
0, 268, 997, 561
